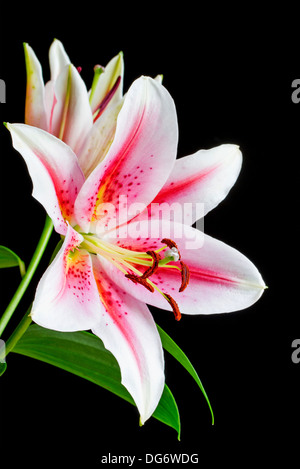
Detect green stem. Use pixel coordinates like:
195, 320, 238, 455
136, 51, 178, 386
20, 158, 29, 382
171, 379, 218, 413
4, 306, 32, 356
0, 216, 53, 338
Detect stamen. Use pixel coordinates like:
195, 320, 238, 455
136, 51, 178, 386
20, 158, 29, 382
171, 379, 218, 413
161, 238, 181, 259
141, 251, 161, 279
125, 274, 154, 292
164, 294, 182, 321
81, 234, 189, 321
179, 261, 190, 292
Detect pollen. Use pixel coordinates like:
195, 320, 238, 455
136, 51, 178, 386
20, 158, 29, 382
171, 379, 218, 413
164, 294, 181, 321
141, 251, 161, 279
125, 273, 154, 292
179, 261, 190, 292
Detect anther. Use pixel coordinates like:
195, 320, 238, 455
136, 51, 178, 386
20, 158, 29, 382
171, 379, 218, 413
125, 273, 154, 292
164, 294, 182, 321
179, 261, 190, 292
141, 251, 161, 279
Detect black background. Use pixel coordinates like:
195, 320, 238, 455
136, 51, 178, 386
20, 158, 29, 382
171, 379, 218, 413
0, 5, 298, 466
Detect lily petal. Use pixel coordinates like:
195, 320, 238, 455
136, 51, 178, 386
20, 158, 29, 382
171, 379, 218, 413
44, 39, 71, 132
102, 219, 266, 315
6, 123, 85, 234
44, 79, 57, 133
51, 64, 93, 155
74, 76, 178, 233
48, 38, 71, 81
148, 144, 242, 224
24, 43, 47, 130
91, 256, 165, 424
89, 52, 124, 114
77, 98, 124, 178
31, 224, 103, 331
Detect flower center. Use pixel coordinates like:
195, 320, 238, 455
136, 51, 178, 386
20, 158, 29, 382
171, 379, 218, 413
80, 234, 189, 321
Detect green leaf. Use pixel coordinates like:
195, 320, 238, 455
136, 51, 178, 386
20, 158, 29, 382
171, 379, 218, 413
157, 324, 214, 424
0, 245, 25, 277
0, 362, 7, 376
12, 325, 180, 437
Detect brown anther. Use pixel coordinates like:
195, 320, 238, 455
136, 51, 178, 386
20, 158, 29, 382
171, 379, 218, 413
179, 261, 190, 292
125, 273, 139, 284
140, 251, 161, 279
161, 238, 181, 259
125, 273, 154, 293
164, 293, 182, 321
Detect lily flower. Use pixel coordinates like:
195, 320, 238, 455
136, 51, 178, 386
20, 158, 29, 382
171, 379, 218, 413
24, 39, 124, 175
6, 75, 265, 425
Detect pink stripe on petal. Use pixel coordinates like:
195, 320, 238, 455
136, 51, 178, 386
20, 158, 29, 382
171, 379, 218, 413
93, 75, 122, 122
7, 124, 85, 234
150, 144, 242, 224
102, 220, 265, 315
75, 77, 178, 233
189, 267, 238, 285
92, 256, 164, 424
89, 52, 124, 114
51, 65, 93, 155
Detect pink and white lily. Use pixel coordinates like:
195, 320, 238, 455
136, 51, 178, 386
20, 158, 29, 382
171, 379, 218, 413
7, 69, 265, 424
24, 39, 124, 175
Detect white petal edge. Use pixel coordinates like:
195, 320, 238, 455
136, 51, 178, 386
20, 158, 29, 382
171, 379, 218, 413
24, 43, 47, 130
49, 39, 71, 81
